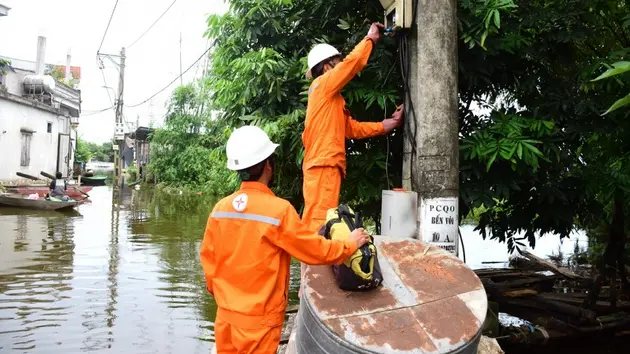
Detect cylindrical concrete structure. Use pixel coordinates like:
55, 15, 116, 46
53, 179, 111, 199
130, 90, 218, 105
35, 36, 47, 75
296, 237, 486, 354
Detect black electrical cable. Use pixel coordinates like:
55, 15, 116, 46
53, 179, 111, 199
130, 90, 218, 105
127, 0, 177, 49
82, 107, 114, 116
398, 34, 418, 153
97, 0, 120, 54
459, 227, 467, 264
125, 39, 217, 108
395, 0, 421, 188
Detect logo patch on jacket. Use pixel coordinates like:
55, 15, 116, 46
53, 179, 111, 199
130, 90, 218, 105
232, 193, 248, 212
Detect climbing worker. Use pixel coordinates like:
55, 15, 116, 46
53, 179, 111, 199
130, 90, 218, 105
200, 125, 371, 354
299, 22, 404, 295
49, 172, 67, 198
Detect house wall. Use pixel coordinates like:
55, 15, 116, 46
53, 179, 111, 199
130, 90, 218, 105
0, 95, 71, 184
3, 68, 21, 94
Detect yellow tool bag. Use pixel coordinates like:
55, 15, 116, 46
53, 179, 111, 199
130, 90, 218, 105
318, 204, 383, 291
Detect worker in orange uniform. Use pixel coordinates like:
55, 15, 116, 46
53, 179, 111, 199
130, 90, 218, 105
299, 22, 404, 296
200, 125, 371, 354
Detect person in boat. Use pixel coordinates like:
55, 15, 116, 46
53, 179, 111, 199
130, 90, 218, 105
49, 172, 67, 198
200, 125, 370, 354
299, 22, 404, 296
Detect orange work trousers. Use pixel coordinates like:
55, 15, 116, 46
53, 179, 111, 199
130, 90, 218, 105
214, 317, 282, 354
301, 166, 343, 233
300, 166, 342, 295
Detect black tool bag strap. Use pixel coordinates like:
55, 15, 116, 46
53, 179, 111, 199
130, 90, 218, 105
356, 210, 363, 229
324, 217, 340, 240
338, 205, 356, 231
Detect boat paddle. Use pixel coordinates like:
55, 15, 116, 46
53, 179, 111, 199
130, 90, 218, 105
15, 172, 41, 181
40, 171, 90, 199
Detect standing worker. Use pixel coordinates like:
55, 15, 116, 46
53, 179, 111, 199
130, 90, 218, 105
200, 125, 371, 354
300, 22, 404, 295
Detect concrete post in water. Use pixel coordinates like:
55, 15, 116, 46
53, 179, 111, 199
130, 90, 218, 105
402, 0, 460, 255
114, 47, 126, 193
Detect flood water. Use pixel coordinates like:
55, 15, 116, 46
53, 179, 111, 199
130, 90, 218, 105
0, 186, 300, 353
0, 185, 592, 353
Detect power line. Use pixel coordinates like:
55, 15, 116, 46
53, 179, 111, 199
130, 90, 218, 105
100, 65, 115, 108
127, 0, 177, 49
125, 41, 215, 108
82, 107, 114, 116
97, 0, 120, 54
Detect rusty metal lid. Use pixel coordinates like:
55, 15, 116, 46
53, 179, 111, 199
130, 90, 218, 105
300, 236, 487, 354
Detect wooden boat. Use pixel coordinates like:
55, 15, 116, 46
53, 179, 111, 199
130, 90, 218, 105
9, 186, 93, 199
79, 176, 107, 186
0, 193, 78, 211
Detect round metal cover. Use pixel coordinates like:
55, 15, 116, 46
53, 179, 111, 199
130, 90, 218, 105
295, 236, 487, 354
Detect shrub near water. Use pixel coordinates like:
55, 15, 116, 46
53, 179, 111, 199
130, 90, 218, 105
148, 84, 240, 197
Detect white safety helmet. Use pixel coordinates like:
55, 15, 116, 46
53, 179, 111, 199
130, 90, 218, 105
306, 43, 341, 79
226, 125, 279, 171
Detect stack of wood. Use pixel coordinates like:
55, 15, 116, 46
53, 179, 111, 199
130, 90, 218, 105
475, 251, 630, 344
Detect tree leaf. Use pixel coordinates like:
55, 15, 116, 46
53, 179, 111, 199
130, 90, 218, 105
338, 18, 350, 30
486, 151, 498, 171
493, 10, 501, 29
602, 93, 630, 115
591, 61, 630, 81
522, 142, 543, 157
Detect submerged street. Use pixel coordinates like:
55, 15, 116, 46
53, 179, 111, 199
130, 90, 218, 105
0, 186, 300, 353
0, 186, 624, 354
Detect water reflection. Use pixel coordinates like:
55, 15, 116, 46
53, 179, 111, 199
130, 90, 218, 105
0, 186, 223, 353
0, 208, 77, 352
0, 185, 544, 353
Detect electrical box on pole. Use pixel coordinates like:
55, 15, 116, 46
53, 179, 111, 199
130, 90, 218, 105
379, 0, 413, 30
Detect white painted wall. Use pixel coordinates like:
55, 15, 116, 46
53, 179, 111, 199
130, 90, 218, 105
3, 68, 21, 94
0, 97, 70, 183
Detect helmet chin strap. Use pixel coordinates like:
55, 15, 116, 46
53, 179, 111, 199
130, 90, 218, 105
327, 58, 338, 69
268, 154, 277, 188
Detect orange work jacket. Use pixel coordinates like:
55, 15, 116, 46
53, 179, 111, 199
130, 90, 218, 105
199, 182, 358, 329
302, 37, 386, 176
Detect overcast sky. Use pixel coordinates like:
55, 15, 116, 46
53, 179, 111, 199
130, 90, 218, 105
0, 0, 228, 143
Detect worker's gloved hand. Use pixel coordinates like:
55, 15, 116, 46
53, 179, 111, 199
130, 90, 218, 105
382, 104, 404, 133
349, 228, 370, 249
366, 22, 385, 45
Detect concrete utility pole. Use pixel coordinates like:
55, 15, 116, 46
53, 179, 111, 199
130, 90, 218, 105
113, 47, 126, 198
98, 47, 126, 204
403, 0, 460, 255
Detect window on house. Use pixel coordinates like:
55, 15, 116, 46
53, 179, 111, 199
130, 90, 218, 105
20, 132, 32, 167
47, 122, 52, 133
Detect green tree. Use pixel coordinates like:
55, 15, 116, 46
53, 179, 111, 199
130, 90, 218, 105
0, 58, 10, 76
162, 0, 630, 283
148, 83, 238, 195
202, 0, 513, 216
455, 0, 630, 300
75, 137, 92, 163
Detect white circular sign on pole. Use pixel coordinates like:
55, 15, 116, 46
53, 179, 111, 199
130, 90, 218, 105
419, 197, 459, 256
